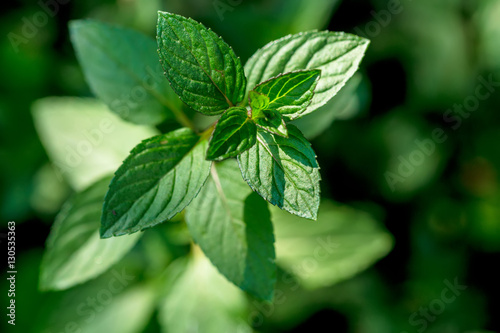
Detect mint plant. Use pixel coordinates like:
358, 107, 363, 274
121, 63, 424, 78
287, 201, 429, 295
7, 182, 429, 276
40, 12, 369, 301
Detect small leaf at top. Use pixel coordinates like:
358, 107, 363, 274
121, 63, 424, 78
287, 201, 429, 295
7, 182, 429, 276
255, 109, 288, 137
252, 69, 321, 120
249, 91, 270, 113
245, 31, 369, 118
157, 12, 246, 115
206, 107, 257, 161
101, 128, 212, 238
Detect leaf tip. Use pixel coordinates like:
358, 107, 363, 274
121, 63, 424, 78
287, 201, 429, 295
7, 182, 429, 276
99, 224, 113, 239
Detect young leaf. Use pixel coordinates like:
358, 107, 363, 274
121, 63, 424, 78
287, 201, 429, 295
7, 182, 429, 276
40, 176, 142, 291
185, 160, 276, 300
252, 70, 321, 120
159, 255, 251, 333
272, 200, 393, 289
249, 90, 270, 111
292, 73, 365, 139
238, 125, 320, 220
70, 20, 181, 125
101, 128, 212, 238
157, 12, 246, 115
206, 107, 257, 161
245, 31, 369, 118
255, 109, 288, 138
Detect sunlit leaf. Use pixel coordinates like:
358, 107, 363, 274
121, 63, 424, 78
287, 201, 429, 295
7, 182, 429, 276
252, 70, 321, 120
70, 20, 180, 125
238, 125, 320, 220
40, 176, 142, 291
206, 107, 257, 161
157, 11, 246, 115
186, 160, 276, 300
159, 254, 252, 333
101, 128, 211, 238
32, 97, 158, 191
245, 31, 369, 117
272, 200, 393, 288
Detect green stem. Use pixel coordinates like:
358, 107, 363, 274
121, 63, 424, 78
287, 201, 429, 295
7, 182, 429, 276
151, 90, 196, 131
200, 123, 216, 141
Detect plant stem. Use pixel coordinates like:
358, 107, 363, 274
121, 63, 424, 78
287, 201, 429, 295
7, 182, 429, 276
150, 90, 196, 131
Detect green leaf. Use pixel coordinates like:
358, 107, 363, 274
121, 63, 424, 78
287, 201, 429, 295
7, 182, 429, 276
206, 107, 257, 161
238, 125, 320, 220
101, 128, 212, 238
159, 255, 251, 333
292, 73, 365, 139
81, 285, 157, 333
32, 97, 159, 191
157, 12, 246, 115
248, 91, 288, 137
255, 109, 289, 138
185, 160, 276, 300
249, 90, 270, 111
245, 31, 369, 117
40, 176, 142, 291
69, 20, 180, 125
252, 69, 321, 120
272, 200, 394, 289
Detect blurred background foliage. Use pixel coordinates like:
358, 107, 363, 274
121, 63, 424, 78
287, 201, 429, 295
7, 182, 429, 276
1, 0, 499, 332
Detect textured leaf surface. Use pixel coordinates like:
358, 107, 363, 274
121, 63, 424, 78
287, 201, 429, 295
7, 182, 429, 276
101, 128, 211, 238
245, 31, 369, 117
292, 73, 365, 139
272, 200, 393, 289
157, 12, 246, 115
40, 176, 142, 291
159, 255, 251, 333
32, 97, 158, 191
253, 70, 321, 119
70, 20, 180, 125
185, 160, 276, 300
249, 90, 270, 111
238, 125, 320, 219
255, 109, 288, 137
206, 107, 257, 161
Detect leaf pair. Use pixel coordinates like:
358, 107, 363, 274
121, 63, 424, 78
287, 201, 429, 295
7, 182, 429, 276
205, 69, 322, 161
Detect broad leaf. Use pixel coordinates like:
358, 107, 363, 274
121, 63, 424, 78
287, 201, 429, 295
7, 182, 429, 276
81, 285, 157, 333
252, 70, 321, 120
39, 176, 142, 291
185, 160, 276, 300
159, 254, 251, 333
157, 12, 246, 115
245, 31, 369, 117
206, 107, 257, 161
292, 73, 365, 139
272, 200, 394, 289
32, 97, 158, 191
70, 20, 180, 125
255, 109, 288, 138
101, 128, 212, 238
238, 125, 320, 220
